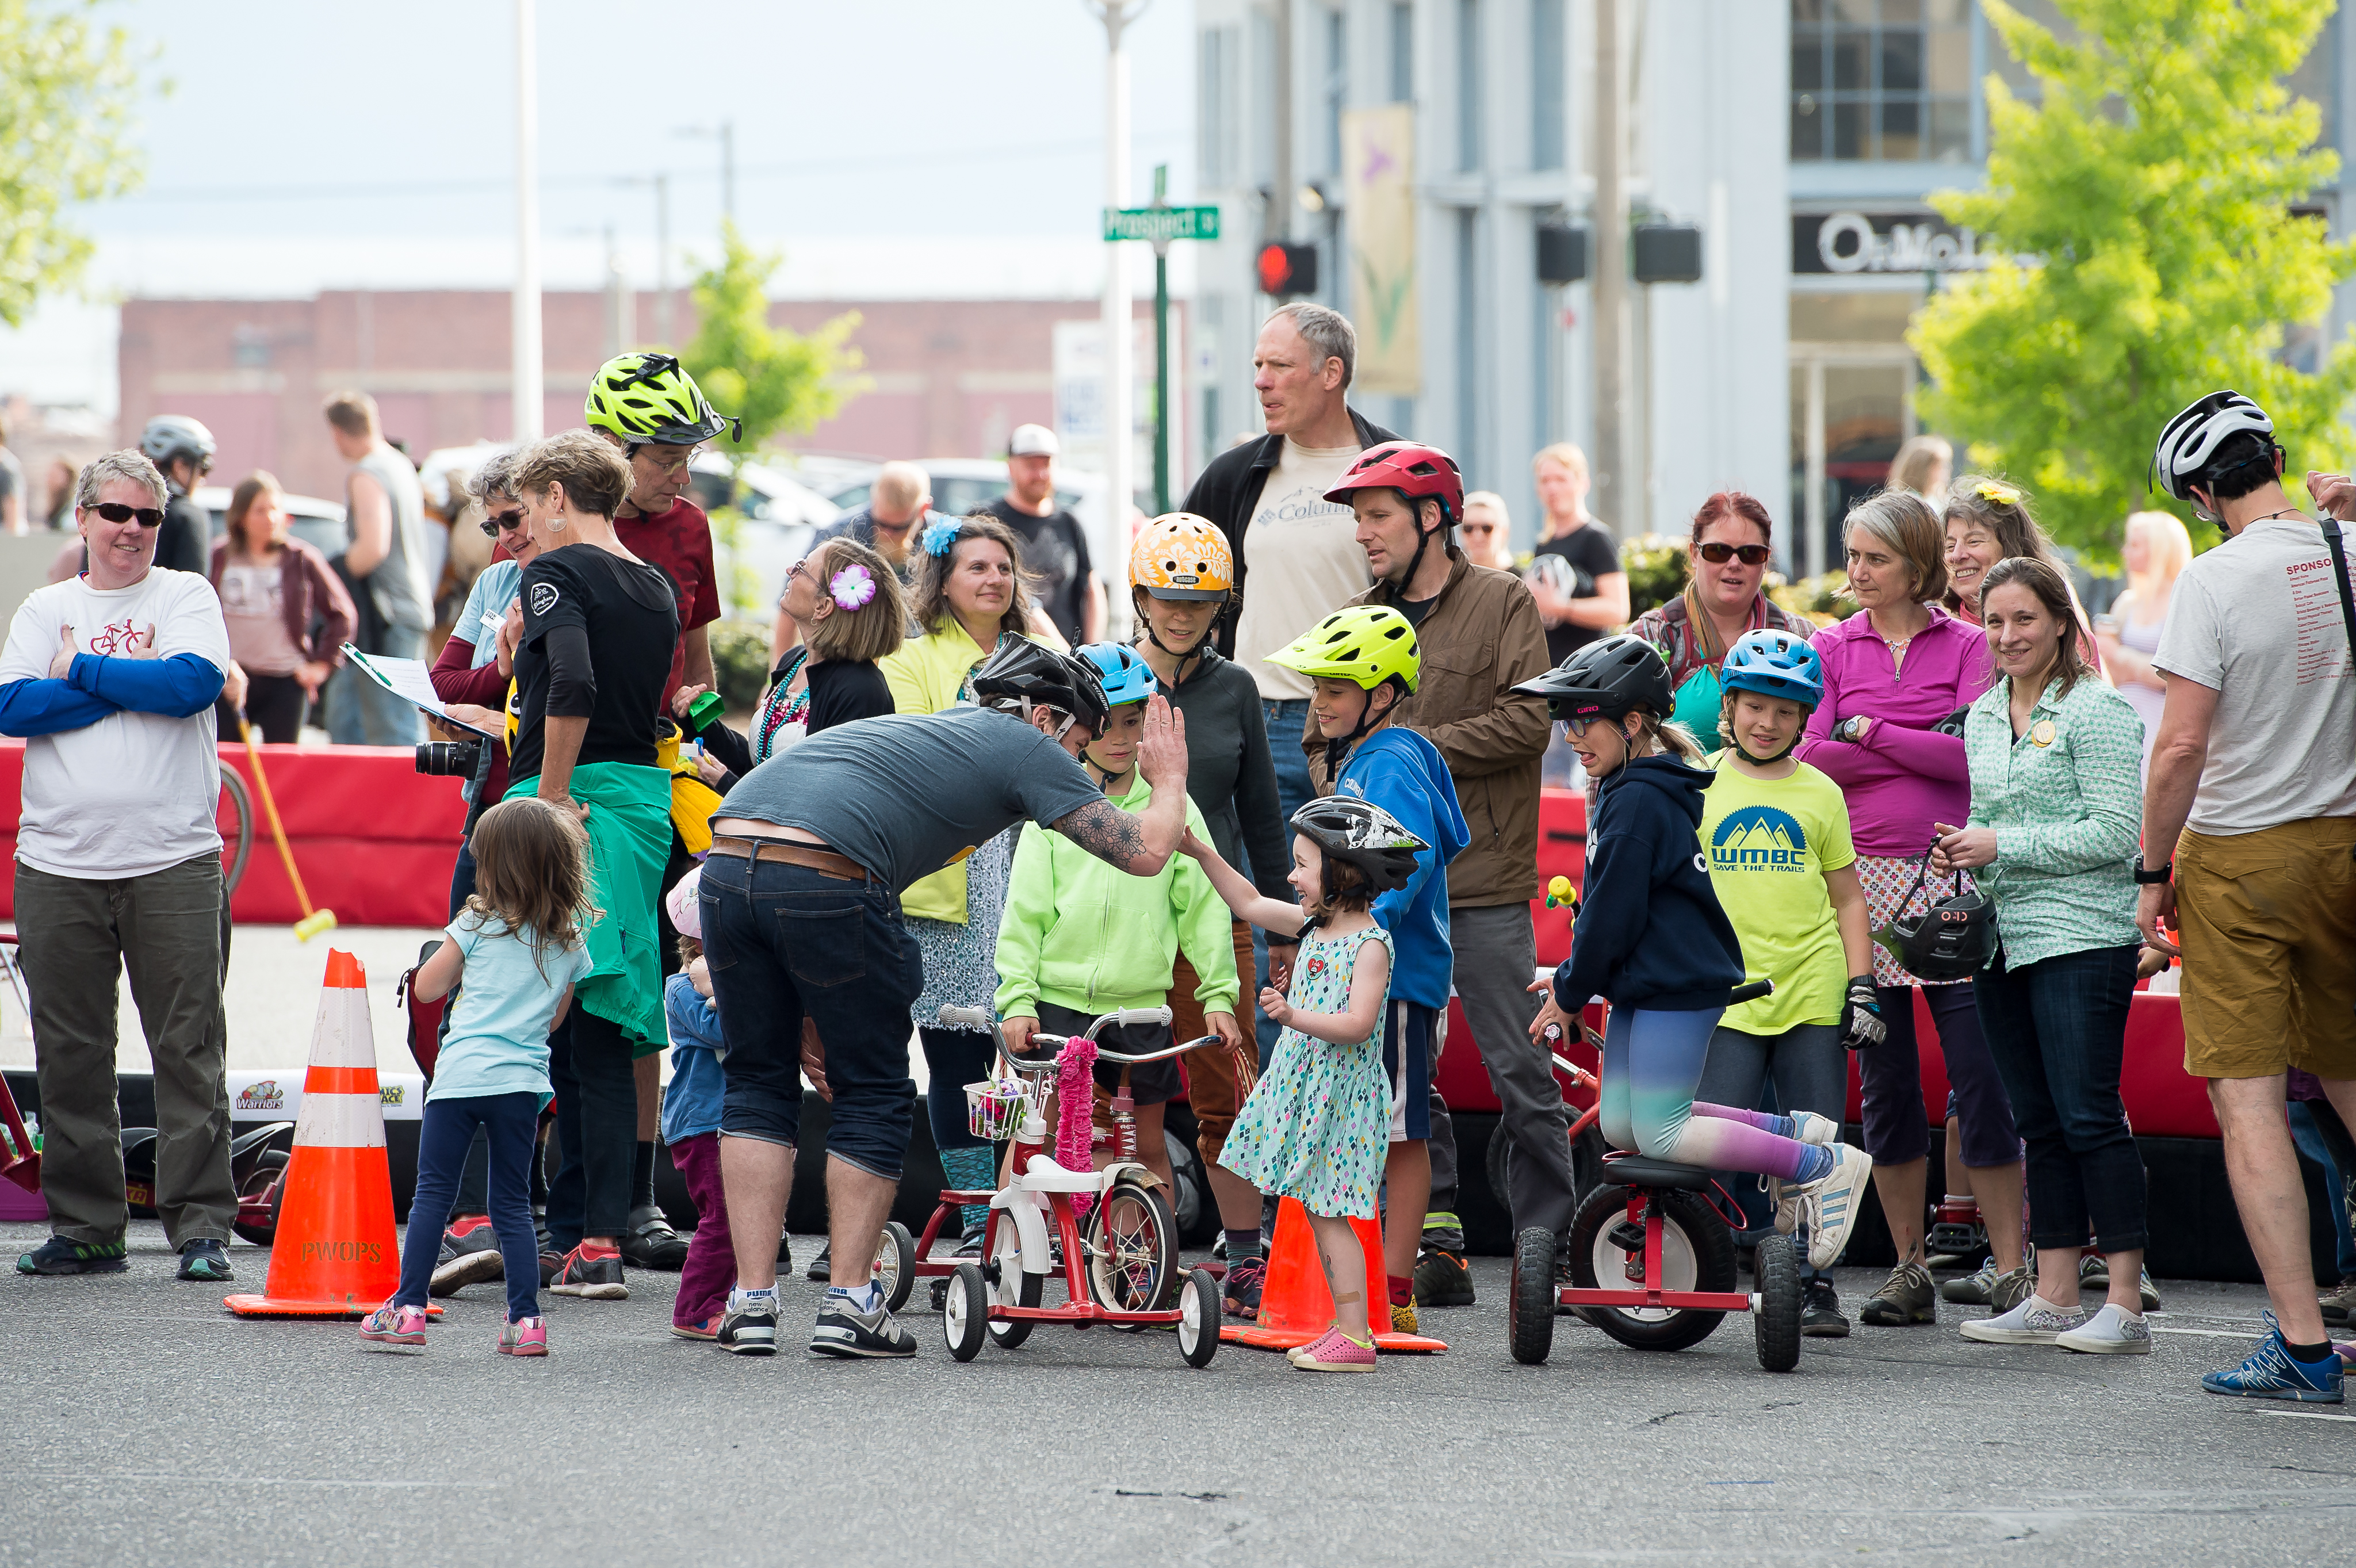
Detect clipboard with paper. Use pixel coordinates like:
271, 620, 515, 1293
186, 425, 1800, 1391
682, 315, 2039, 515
338, 643, 502, 739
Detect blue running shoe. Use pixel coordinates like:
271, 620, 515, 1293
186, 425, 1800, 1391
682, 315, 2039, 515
2201, 1313, 2344, 1402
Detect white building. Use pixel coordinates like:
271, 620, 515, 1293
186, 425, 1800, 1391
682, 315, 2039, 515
1187, 0, 2352, 575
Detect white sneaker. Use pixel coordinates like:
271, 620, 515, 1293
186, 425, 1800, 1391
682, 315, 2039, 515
2056, 1302, 2152, 1355
1795, 1145, 1873, 1271
1765, 1175, 1800, 1236
1788, 1111, 1839, 1146
1959, 1294, 2090, 1345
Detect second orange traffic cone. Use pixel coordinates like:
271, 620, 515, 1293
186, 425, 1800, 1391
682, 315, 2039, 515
227, 950, 433, 1318
1222, 1196, 1445, 1353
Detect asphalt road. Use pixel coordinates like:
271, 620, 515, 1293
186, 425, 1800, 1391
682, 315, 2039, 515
3, 1222, 2350, 1566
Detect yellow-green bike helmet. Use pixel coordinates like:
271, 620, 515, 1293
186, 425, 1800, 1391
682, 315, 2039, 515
1266, 605, 1421, 694
584, 352, 740, 448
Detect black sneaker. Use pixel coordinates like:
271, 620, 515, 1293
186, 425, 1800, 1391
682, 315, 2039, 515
548, 1243, 627, 1299
810, 1292, 917, 1358
430, 1215, 504, 1297
537, 1250, 564, 1289
621, 1204, 690, 1271
805, 1240, 831, 1282
18, 1236, 127, 1276
175, 1237, 233, 1282
777, 1232, 793, 1271
1412, 1248, 1476, 1307
718, 1294, 779, 1356
1801, 1277, 1849, 1338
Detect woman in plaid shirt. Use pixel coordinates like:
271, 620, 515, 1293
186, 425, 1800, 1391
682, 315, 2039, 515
1932, 556, 2150, 1357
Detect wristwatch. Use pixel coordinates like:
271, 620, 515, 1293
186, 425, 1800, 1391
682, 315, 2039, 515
2131, 854, 2172, 885
1835, 716, 1868, 743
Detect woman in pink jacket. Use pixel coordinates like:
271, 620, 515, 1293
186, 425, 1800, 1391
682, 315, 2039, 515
1793, 488, 2023, 1332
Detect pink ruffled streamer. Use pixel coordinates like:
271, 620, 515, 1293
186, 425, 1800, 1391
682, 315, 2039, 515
1054, 1037, 1098, 1217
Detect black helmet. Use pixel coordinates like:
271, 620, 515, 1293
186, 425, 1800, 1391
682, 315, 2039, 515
1512, 633, 1673, 724
1289, 797, 1427, 894
139, 415, 216, 474
968, 634, 1112, 739
1875, 852, 1999, 982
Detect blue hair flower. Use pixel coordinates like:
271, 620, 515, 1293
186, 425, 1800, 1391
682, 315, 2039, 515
922, 519, 961, 558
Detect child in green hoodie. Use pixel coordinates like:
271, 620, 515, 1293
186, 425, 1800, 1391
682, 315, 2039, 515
993, 644, 1246, 1194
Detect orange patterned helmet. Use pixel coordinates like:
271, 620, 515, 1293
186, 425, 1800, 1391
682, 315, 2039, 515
1129, 513, 1235, 601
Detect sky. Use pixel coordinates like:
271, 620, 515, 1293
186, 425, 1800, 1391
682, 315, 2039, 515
0, 0, 1199, 410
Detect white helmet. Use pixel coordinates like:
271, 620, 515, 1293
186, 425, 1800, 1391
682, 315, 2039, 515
2151, 390, 2277, 519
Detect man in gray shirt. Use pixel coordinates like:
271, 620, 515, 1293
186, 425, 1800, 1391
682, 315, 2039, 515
321, 391, 430, 745
700, 640, 1194, 1360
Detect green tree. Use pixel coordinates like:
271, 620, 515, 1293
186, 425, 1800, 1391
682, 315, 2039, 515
0, 0, 149, 326
679, 221, 866, 454
1909, 0, 2355, 554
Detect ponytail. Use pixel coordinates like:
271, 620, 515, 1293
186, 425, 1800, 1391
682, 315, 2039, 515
1637, 710, 1709, 767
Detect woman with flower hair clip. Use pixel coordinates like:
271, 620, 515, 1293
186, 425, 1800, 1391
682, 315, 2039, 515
1939, 475, 2107, 684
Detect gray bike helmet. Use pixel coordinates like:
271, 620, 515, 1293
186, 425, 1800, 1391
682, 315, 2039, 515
139, 415, 216, 475
1290, 797, 1428, 895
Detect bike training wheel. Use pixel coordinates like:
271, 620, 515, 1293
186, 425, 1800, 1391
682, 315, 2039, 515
1565, 1182, 1737, 1353
1084, 1177, 1180, 1313
217, 767, 253, 896
1753, 1232, 1803, 1373
1509, 1227, 1559, 1366
875, 1221, 916, 1314
985, 1214, 1042, 1349
1177, 1268, 1219, 1368
943, 1263, 988, 1362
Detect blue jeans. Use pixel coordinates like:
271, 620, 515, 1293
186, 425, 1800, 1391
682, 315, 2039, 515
327, 624, 423, 745
396, 1092, 542, 1321
1973, 943, 2148, 1254
703, 855, 923, 1180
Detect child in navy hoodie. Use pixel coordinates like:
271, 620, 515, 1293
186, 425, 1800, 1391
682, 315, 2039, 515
1267, 605, 1470, 1333
1520, 635, 1873, 1271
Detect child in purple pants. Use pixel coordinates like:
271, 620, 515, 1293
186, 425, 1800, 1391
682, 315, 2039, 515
663, 926, 735, 1339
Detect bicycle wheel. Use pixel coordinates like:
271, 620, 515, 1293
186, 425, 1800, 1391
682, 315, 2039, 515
217, 766, 253, 896
1083, 1177, 1179, 1313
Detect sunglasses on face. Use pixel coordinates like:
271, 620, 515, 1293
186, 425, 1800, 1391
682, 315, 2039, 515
1697, 542, 1771, 565
89, 502, 165, 528
479, 507, 527, 538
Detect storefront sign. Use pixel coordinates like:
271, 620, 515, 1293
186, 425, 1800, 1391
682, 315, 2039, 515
1793, 211, 1999, 276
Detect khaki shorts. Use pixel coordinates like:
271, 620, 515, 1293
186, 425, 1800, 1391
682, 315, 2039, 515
2177, 817, 2356, 1079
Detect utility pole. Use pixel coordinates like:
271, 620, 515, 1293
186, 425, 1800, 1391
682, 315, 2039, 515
655, 171, 672, 346
1151, 163, 1172, 515
721, 118, 735, 223
1592, 0, 1628, 537
1268, 0, 1293, 250
512, 0, 542, 441
1091, 2, 1148, 535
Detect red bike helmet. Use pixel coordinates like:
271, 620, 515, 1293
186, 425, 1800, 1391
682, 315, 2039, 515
1322, 440, 1465, 527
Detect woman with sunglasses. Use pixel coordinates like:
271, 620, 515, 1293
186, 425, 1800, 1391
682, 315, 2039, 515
1629, 490, 1815, 742
206, 471, 355, 744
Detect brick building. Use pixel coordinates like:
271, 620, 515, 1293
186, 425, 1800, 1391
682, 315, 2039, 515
118, 290, 1162, 502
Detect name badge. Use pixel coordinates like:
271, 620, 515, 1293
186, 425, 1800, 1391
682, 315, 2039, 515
2029, 719, 2056, 748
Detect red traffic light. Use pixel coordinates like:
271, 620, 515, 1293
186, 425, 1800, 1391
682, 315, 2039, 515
1256, 241, 1319, 298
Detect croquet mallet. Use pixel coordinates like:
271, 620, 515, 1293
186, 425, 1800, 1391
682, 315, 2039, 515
237, 712, 336, 942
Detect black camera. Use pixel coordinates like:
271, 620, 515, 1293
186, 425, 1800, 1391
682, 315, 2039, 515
416, 740, 482, 777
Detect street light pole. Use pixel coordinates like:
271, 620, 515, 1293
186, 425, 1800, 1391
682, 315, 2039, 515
1091, 1, 1146, 536
1151, 163, 1172, 515
512, 0, 542, 441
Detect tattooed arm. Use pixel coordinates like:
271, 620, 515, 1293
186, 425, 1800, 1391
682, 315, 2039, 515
1051, 793, 1184, 876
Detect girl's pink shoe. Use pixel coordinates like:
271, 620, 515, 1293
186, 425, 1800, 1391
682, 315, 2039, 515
1290, 1326, 1376, 1372
358, 1302, 427, 1349
498, 1316, 549, 1357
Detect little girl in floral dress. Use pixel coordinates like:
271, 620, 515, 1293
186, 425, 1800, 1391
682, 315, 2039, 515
1180, 797, 1428, 1372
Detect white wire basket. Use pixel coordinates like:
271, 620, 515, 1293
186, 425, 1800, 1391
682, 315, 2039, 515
965, 1079, 1031, 1143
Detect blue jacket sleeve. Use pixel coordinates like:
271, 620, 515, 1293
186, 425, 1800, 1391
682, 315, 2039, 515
1351, 756, 1440, 935
0, 678, 121, 737
68, 652, 224, 718
1552, 798, 1657, 1009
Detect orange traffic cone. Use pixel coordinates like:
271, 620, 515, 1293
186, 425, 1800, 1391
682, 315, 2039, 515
1221, 1196, 1445, 1353
227, 951, 433, 1318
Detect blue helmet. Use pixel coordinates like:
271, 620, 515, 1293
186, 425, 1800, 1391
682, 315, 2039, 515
1719, 629, 1823, 708
1078, 642, 1158, 707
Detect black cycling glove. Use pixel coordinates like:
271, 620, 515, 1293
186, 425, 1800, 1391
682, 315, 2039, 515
1838, 976, 1885, 1051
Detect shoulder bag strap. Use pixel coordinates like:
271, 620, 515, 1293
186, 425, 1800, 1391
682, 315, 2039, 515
2324, 518, 2356, 675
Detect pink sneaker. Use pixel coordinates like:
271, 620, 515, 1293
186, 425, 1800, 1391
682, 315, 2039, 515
498, 1316, 549, 1357
358, 1302, 427, 1349
671, 1314, 723, 1341
1290, 1325, 1376, 1372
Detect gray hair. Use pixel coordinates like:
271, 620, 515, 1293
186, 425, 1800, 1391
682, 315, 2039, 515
1845, 487, 1949, 604
467, 445, 526, 506
77, 449, 168, 513
1267, 301, 1357, 391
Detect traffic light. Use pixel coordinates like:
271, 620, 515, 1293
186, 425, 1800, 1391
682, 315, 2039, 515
1256, 241, 1319, 298
1632, 225, 1704, 285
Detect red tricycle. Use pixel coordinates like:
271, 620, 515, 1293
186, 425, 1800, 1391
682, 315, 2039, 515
924, 1004, 1223, 1368
1508, 978, 1804, 1373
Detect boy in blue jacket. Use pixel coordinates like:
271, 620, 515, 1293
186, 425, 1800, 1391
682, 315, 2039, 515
1268, 606, 1469, 1334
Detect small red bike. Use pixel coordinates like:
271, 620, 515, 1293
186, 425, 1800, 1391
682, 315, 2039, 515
927, 1004, 1223, 1368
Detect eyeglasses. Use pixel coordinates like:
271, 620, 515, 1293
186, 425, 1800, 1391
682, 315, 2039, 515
1697, 542, 1771, 566
89, 502, 165, 528
636, 446, 703, 477
479, 507, 527, 538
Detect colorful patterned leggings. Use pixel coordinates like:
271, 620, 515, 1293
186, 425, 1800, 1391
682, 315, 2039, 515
1598, 1006, 1812, 1180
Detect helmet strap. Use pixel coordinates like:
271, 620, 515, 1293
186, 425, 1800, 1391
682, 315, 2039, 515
1139, 616, 1203, 682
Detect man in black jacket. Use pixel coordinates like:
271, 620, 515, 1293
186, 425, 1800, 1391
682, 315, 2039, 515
136, 416, 217, 578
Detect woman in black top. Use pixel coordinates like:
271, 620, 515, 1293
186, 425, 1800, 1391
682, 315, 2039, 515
505, 432, 680, 1297
673, 536, 906, 791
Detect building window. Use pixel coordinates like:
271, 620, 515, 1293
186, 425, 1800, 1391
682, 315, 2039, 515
1790, 0, 1972, 163
1199, 26, 1239, 188
1391, 2, 1414, 102
1252, 9, 1277, 187
1532, 0, 1566, 170
1457, 0, 1482, 172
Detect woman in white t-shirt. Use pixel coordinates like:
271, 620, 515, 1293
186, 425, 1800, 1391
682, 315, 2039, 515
205, 472, 355, 743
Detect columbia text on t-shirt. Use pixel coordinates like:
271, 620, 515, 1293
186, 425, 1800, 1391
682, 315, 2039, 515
1233, 439, 1371, 701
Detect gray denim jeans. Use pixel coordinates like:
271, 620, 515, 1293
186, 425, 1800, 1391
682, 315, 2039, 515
16, 853, 236, 1246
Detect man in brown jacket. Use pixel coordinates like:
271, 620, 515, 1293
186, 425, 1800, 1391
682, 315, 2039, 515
1308, 441, 1573, 1308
